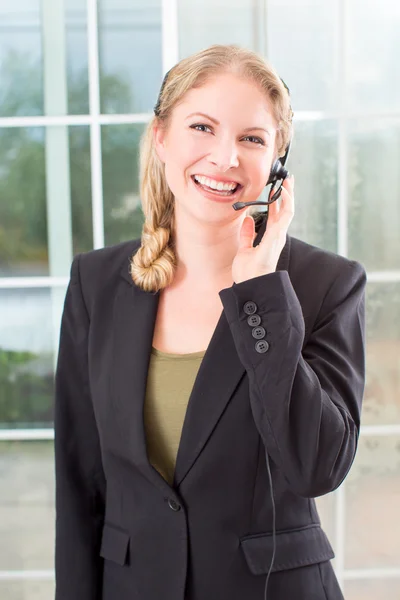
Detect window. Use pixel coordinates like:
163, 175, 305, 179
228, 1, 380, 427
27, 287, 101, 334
0, 0, 399, 597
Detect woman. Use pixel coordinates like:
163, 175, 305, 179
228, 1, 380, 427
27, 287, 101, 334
54, 44, 366, 600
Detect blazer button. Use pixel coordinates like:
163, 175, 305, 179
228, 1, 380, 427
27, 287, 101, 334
252, 326, 266, 339
168, 498, 181, 511
247, 314, 261, 327
243, 301, 258, 315
255, 340, 270, 353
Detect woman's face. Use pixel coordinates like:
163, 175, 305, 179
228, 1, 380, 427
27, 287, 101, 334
154, 72, 278, 220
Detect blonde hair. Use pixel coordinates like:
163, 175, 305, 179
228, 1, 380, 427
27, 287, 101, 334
130, 44, 293, 293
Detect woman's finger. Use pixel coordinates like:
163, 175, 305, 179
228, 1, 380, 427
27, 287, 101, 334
279, 178, 295, 222
268, 180, 293, 224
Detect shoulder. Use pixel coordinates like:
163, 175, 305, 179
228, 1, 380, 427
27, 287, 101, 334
69, 238, 141, 307
287, 235, 367, 317
254, 211, 366, 286
288, 235, 366, 281
77, 238, 140, 277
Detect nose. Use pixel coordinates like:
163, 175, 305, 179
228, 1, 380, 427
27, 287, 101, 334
207, 138, 239, 172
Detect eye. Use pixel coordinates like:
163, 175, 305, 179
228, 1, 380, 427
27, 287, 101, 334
243, 135, 266, 146
190, 123, 213, 133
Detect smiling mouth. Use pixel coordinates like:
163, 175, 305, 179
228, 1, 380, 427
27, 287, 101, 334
191, 175, 242, 195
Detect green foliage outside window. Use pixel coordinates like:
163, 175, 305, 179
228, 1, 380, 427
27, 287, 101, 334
0, 51, 145, 426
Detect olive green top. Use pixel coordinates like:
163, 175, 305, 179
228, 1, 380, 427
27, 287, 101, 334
143, 346, 206, 486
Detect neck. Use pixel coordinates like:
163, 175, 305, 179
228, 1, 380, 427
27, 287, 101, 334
170, 210, 250, 289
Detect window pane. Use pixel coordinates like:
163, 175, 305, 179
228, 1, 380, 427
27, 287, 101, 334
0, 1, 90, 118
287, 120, 338, 253
345, 579, 400, 600
70, 126, 93, 254
348, 119, 400, 271
267, 0, 337, 111
0, 127, 47, 276
345, 435, 400, 569
0, 581, 54, 600
178, 0, 264, 57
0, 1, 43, 117
347, 0, 400, 114
102, 124, 145, 246
363, 283, 400, 426
0, 287, 67, 428
0, 441, 54, 572
66, 0, 89, 115
0, 126, 92, 278
98, 0, 162, 114
315, 493, 336, 550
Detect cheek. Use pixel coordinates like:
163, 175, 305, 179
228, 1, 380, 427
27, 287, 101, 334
247, 156, 271, 187
164, 148, 194, 192
184, 136, 210, 160
169, 134, 205, 168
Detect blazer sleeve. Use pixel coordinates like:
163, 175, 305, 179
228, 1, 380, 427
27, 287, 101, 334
54, 253, 106, 599
218, 260, 366, 498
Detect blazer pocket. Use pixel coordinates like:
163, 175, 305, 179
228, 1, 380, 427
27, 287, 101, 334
100, 522, 130, 566
240, 524, 334, 575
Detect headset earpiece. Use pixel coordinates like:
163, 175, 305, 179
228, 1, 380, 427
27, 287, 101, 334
265, 139, 291, 203
267, 157, 289, 187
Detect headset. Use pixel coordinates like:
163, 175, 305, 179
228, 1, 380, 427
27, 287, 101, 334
154, 68, 293, 600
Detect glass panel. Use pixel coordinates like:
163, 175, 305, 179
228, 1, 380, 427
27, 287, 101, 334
98, 0, 162, 114
345, 578, 400, 600
0, 287, 67, 428
348, 119, 400, 271
0, 442, 54, 572
363, 283, 400, 426
345, 435, 400, 569
70, 126, 93, 254
0, 581, 54, 600
315, 493, 336, 549
66, 0, 89, 115
267, 0, 337, 111
102, 124, 145, 246
0, 127, 47, 276
0, 1, 44, 117
0, 1, 90, 118
0, 126, 92, 278
287, 120, 338, 253
347, 0, 400, 114
178, 0, 264, 57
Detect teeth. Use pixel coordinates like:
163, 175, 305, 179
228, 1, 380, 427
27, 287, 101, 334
194, 175, 238, 191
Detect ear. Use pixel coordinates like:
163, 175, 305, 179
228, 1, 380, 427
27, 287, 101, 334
153, 123, 167, 164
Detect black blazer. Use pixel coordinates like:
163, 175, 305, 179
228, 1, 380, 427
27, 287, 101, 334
54, 216, 366, 600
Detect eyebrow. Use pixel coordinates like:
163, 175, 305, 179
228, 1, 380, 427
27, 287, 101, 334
185, 112, 272, 136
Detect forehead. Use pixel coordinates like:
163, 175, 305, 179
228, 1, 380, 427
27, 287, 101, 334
173, 73, 277, 128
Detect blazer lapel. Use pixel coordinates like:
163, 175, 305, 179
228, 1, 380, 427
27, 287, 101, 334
114, 216, 291, 493
111, 269, 172, 495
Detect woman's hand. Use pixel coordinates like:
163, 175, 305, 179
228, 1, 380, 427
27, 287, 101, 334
232, 175, 295, 284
